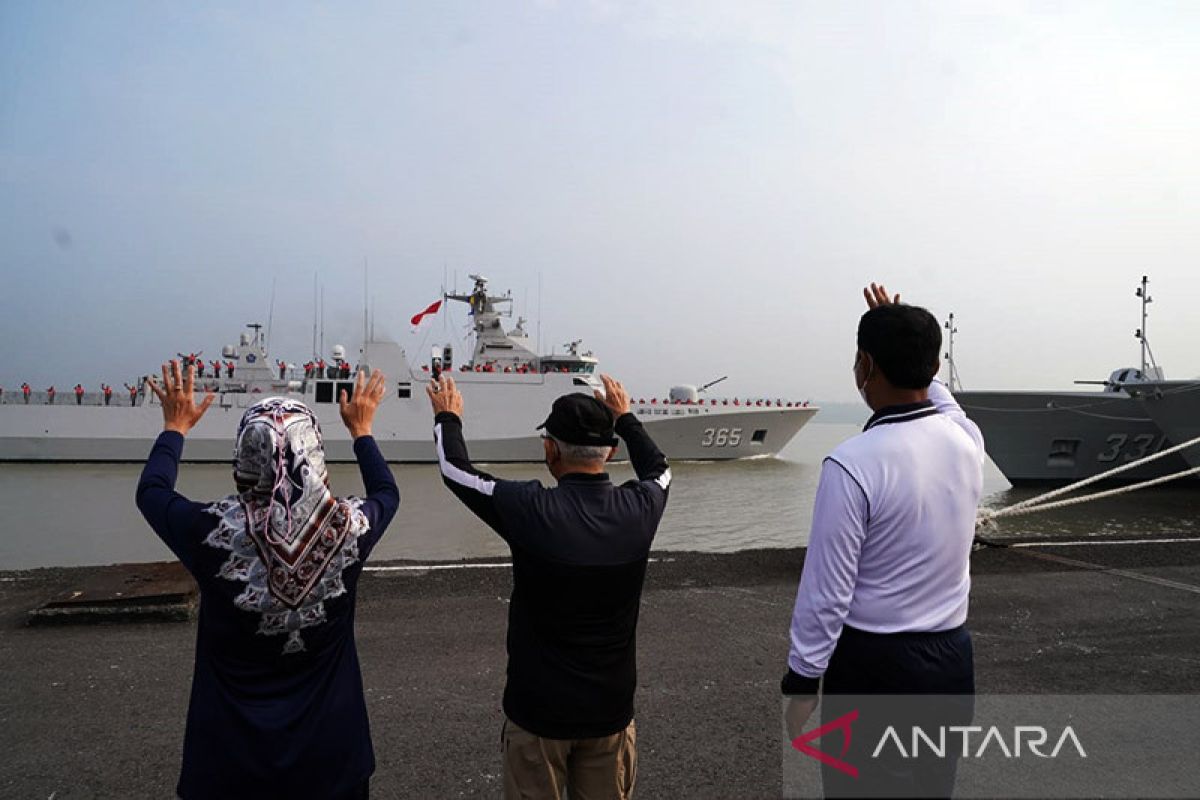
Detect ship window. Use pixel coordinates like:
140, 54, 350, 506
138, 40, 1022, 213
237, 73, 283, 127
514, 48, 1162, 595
337, 382, 355, 402
1047, 438, 1080, 468
751, 429, 768, 444
572, 378, 591, 386
315, 382, 334, 404
398, 383, 411, 399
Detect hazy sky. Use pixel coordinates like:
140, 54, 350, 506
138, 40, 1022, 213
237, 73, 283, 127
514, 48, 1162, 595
2, 1, 1198, 402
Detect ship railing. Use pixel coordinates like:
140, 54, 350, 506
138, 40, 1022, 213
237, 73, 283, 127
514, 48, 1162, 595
630, 398, 811, 409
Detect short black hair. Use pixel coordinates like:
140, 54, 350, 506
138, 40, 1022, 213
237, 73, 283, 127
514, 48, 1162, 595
856, 304, 942, 390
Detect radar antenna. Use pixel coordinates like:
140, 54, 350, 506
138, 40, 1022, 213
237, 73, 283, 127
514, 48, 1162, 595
247, 323, 265, 346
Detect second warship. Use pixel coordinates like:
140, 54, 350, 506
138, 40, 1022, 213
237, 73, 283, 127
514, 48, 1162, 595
954, 276, 1199, 485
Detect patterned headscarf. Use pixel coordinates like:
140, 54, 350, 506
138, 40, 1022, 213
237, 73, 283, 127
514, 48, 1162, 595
204, 396, 367, 654
233, 396, 331, 529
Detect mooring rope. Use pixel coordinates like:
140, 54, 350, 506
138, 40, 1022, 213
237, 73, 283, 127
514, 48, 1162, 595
975, 432, 1200, 539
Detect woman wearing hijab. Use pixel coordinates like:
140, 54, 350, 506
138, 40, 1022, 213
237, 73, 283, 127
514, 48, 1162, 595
136, 361, 400, 800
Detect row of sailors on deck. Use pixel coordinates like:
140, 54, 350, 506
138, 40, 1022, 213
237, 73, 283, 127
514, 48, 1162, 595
295, 359, 354, 380
5, 382, 141, 405
180, 354, 237, 379
264, 359, 358, 380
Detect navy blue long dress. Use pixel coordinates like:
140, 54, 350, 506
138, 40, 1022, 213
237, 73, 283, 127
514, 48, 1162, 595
137, 431, 399, 799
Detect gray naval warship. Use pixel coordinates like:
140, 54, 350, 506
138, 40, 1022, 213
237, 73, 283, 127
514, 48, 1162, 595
1123, 380, 1200, 472
954, 276, 1200, 485
0, 275, 818, 463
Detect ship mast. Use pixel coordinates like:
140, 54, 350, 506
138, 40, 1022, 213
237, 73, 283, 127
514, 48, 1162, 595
1134, 275, 1159, 377
943, 312, 962, 392
443, 274, 537, 368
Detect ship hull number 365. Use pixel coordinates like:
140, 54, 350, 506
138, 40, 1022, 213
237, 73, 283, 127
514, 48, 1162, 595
701, 427, 742, 447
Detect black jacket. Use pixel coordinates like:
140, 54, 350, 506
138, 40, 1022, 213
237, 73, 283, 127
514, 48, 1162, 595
433, 410, 671, 738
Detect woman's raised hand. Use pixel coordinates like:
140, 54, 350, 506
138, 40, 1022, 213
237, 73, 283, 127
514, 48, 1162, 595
146, 360, 216, 435
339, 369, 387, 439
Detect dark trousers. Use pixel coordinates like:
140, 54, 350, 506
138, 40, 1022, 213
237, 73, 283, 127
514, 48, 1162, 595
820, 624, 974, 800
178, 778, 367, 799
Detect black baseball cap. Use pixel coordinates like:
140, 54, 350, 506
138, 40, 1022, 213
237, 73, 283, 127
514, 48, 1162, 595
537, 393, 619, 447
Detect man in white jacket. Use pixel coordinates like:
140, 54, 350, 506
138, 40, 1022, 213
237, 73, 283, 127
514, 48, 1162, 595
783, 283, 985, 798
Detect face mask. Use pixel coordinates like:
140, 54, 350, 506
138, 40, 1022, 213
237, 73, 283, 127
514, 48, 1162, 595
855, 355, 873, 405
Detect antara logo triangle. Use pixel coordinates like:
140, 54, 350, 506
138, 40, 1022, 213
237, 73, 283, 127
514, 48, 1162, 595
791, 709, 860, 778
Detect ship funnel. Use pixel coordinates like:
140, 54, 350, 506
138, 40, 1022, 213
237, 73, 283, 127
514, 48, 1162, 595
669, 385, 699, 404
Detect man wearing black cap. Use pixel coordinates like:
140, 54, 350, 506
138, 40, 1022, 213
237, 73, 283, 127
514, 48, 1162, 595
427, 373, 671, 800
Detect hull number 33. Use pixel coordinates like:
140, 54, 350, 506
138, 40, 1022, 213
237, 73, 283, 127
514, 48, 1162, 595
1098, 433, 1165, 463
701, 427, 742, 447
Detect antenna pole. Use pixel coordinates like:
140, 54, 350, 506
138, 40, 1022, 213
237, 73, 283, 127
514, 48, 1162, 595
944, 312, 961, 392
1141, 275, 1148, 374
1134, 275, 1156, 375
362, 258, 369, 360
312, 272, 318, 358
266, 276, 277, 349
537, 271, 543, 355
320, 283, 325, 357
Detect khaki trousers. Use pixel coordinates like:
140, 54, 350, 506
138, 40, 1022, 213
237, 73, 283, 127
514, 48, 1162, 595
502, 717, 637, 800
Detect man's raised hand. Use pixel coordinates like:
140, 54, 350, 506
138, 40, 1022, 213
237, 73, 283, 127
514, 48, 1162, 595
596, 374, 631, 417
863, 282, 901, 309
426, 375, 464, 417
146, 360, 216, 435
339, 369, 387, 439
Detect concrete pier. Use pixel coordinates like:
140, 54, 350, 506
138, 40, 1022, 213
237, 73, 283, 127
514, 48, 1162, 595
1, 538, 1198, 798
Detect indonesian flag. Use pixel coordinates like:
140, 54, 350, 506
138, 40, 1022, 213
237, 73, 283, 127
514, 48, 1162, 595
410, 300, 442, 329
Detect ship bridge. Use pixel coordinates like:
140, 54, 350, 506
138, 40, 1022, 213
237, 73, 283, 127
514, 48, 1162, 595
538, 339, 597, 375
442, 275, 598, 375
